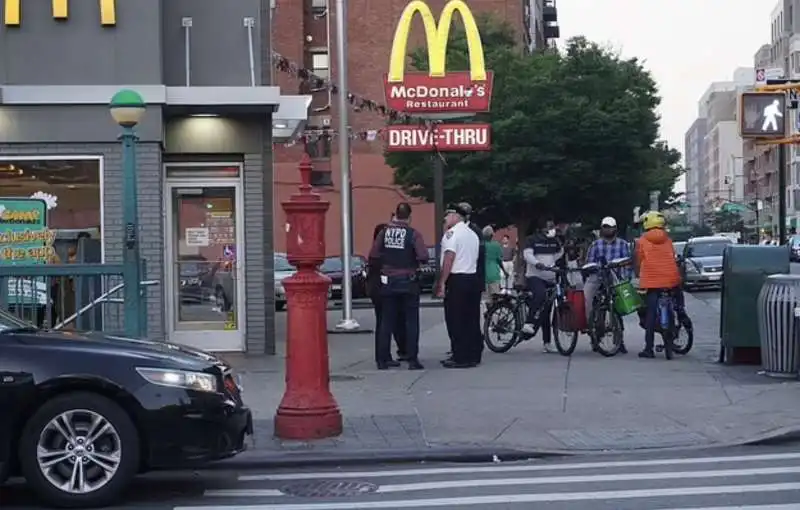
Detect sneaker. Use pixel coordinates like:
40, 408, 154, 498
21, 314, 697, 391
542, 343, 556, 354
618, 343, 628, 354
638, 350, 655, 359
521, 323, 536, 335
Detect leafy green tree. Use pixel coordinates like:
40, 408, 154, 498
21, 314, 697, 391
707, 209, 744, 233
385, 19, 683, 234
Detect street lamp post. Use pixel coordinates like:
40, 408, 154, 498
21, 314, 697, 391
109, 89, 146, 338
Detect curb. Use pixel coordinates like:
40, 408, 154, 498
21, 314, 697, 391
207, 446, 556, 470
207, 426, 800, 470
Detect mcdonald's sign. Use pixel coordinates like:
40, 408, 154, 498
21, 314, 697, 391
4, 0, 117, 26
383, 0, 494, 114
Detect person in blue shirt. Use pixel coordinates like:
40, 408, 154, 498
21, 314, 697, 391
583, 216, 632, 354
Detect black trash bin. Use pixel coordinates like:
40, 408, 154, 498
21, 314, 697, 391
757, 274, 800, 378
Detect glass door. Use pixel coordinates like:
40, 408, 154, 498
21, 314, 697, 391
165, 182, 243, 351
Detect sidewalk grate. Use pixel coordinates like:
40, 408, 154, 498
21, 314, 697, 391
279, 480, 379, 497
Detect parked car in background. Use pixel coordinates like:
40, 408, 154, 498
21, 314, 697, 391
178, 255, 210, 304
418, 246, 438, 292
274, 253, 295, 311
319, 256, 367, 300
679, 236, 734, 290
788, 235, 800, 262
0, 309, 252, 508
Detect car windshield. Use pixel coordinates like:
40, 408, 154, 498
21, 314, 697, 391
0, 307, 36, 333
673, 242, 686, 255
687, 241, 731, 258
274, 255, 295, 272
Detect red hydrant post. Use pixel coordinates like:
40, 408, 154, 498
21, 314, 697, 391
274, 154, 343, 440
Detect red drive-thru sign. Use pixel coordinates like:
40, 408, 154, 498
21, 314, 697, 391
384, 0, 493, 114
386, 124, 491, 151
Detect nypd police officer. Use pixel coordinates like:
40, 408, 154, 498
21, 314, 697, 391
368, 203, 428, 370
436, 204, 482, 368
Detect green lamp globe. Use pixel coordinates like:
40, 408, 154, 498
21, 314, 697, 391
109, 89, 146, 127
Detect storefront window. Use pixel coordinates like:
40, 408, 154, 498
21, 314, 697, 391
0, 158, 102, 325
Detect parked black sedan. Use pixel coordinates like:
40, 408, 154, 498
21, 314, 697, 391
418, 246, 438, 292
320, 255, 368, 299
0, 309, 252, 508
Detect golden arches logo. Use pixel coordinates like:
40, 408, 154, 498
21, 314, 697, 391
387, 0, 486, 83
5, 0, 117, 26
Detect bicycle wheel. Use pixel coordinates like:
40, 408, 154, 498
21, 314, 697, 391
552, 302, 579, 356
590, 303, 622, 357
672, 315, 694, 355
483, 300, 519, 353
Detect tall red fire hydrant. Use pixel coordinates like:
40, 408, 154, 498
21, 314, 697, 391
274, 154, 343, 440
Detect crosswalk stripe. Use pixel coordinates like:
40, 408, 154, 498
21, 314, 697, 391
659, 506, 800, 510
238, 452, 800, 481
176, 482, 800, 509
207, 465, 800, 497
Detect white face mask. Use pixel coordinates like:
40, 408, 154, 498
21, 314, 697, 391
546, 229, 556, 238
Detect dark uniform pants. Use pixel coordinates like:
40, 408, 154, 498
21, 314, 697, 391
444, 273, 483, 364
371, 293, 407, 357
376, 274, 420, 363
526, 276, 554, 344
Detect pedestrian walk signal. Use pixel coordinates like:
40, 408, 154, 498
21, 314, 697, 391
740, 92, 787, 138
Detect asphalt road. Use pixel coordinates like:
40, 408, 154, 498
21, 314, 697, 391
5, 444, 800, 509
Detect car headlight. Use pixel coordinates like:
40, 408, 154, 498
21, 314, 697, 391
686, 262, 699, 274
136, 367, 218, 393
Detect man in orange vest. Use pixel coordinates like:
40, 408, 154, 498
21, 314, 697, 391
635, 210, 684, 359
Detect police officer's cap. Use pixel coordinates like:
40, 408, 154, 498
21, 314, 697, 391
446, 202, 472, 219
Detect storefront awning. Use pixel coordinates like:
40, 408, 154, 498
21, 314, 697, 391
0, 85, 310, 140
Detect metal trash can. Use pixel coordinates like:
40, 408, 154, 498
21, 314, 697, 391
757, 274, 800, 378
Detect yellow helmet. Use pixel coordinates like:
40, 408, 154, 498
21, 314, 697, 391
642, 210, 666, 231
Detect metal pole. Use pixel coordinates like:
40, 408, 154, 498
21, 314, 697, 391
334, 0, 358, 330
433, 152, 444, 272
121, 126, 142, 338
778, 143, 788, 245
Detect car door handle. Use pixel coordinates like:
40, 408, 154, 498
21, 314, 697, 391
0, 372, 33, 386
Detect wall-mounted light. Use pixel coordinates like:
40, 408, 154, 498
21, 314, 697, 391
190, 113, 219, 118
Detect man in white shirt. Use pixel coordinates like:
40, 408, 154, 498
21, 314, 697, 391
435, 205, 481, 368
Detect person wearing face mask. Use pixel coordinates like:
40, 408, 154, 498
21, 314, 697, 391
583, 216, 632, 354
521, 219, 563, 353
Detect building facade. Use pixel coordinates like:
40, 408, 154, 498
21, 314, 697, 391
0, 0, 311, 354
270, 0, 560, 257
683, 118, 707, 224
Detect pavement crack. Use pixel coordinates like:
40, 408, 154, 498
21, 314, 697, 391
491, 417, 520, 443
708, 372, 735, 406
561, 355, 572, 413
406, 371, 427, 392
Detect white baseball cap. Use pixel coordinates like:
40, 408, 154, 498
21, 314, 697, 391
601, 216, 617, 227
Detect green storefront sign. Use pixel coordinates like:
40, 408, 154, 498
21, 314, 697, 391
0, 198, 56, 305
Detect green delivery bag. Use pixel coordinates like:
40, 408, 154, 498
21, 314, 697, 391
613, 280, 643, 315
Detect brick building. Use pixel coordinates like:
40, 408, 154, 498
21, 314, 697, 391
271, 0, 560, 257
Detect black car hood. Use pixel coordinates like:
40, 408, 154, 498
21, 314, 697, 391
16, 330, 224, 369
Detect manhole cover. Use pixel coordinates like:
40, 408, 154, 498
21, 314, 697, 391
280, 480, 378, 497
330, 373, 363, 381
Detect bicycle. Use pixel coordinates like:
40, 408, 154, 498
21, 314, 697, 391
581, 256, 631, 357
483, 266, 580, 354
637, 290, 694, 357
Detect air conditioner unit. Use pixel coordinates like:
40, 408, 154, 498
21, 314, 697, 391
311, 0, 327, 9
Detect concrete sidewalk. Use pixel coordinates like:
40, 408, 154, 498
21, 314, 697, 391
219, 293, 800, 467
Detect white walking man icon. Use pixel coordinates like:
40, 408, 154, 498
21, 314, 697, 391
762, 99, 784, 131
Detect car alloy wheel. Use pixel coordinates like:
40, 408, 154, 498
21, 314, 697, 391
19, 392, 139, 508
36, 409, 122, 494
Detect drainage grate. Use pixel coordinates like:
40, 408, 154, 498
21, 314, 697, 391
280, 480, 378, 497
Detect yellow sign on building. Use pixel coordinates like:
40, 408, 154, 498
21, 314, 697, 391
4, 0, 116, 26
387, 0, 486, 83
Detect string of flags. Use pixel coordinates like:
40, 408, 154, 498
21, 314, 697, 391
272, 51, 418, 123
